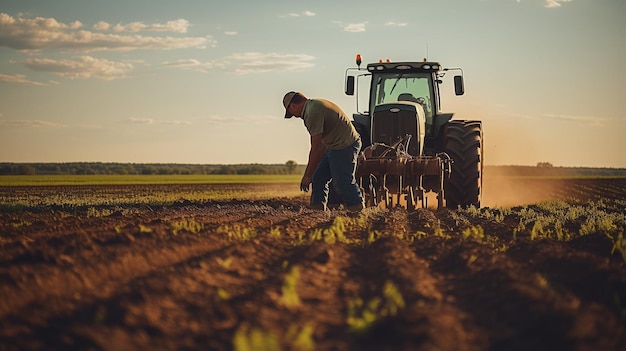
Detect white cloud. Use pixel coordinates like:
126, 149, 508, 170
93, 21, 111, 31
224, 52, 315, 74
205, 114, 274, 125
0, 73, 58, 86
287, 10, 316, 17
516, 0, 572, 7
164, 52, 315, 74
79, 124, 104, 130
224, 31, 238, 35
544, 0, 572, 8
111, 19, 190, 33
69, 21, 83, 29
0, 119, 66, 128
540, 113, 606, 125
385, 21, 408, 27
127, 117, 154, 124
123, 117, 191, 126
160, 120, 192, 125
162, 59, 216, 73
23, 56, 134, 80
0, 13, 210, 51
343, 22, 367, 33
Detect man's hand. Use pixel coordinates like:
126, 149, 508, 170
300, 175, 312, 192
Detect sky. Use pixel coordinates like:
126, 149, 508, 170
0, 0, 624, 168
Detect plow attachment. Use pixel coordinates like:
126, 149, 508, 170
357, 135, 451, 210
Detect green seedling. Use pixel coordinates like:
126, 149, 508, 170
308, 216, 356, 244
216, 257, 233, 269
347, 297, 381, 334
233, 323, 280, 351
467, 254, 478, 266
11, 220, 32, 228
279, 266, 301, 309
462, 225, 484, 241
381, 280, 406, 316
286, 324, 316, 351
171, 217, 203, 235
270, 226, 282, 238
217, 224, 256, 241
347, 280, 405, 334
217, 288, 230, 300
138, 224, 152, 233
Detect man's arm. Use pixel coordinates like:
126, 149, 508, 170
300, 133, 325, 192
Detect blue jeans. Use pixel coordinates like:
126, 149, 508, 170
311, 138, 364, 207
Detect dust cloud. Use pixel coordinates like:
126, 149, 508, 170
482, 170, 564, 208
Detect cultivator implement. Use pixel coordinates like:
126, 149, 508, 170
357, 135, 451, 210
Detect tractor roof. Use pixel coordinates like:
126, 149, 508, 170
366, 61, 442, 74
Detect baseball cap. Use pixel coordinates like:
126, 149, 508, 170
283, 91, 297, 118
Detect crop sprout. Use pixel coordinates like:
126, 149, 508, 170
462, 225, 485, 241
217, 224, 257, 241
233, 322, 315, 351
279, 266, 301, 309
86, 206, 115, 218
459, 225, 506, 251
308, 216, 357, 244
347, 297, 380, 334
233, 323, 280, 351
270, 226, 282, 238
347, 280, 405, 334
611, 232, 626, 262
217, 288, 230, 300
171, 218, 204, 235
11, 220, 32, 228
216, 257, 233, 269
285, 324, 315, 351
138, 224, 152, 233
459, 205, 510, 223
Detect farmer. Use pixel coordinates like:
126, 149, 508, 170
283, 91, 365, 211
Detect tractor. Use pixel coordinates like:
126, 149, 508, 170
345, 55, 483, 209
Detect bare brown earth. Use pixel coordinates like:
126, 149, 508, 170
1, 178, 625, 351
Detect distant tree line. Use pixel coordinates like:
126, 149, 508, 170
0, 162, 305, 176
2, 162, 625, 177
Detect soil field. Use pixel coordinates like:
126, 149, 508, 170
1, 177, 625, 350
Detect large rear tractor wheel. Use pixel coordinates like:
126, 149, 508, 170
443, 120, 483, 208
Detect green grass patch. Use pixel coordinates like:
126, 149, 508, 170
0, 174, 301, 186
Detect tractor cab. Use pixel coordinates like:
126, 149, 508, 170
346, 57, 464, 144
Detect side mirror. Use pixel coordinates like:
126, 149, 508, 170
345, 75, 355, 96
454, 75, 464, 96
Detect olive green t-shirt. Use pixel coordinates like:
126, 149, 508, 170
302, 99, 359, 150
